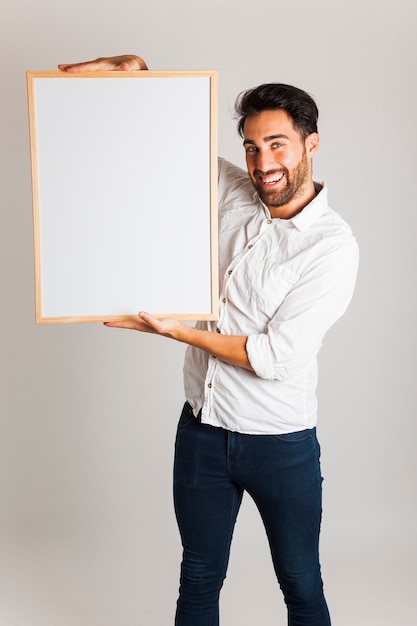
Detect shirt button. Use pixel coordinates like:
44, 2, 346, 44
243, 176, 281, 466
208, 383, 212, 388
248, 244, 253, 249
222, 298, 226, 303
267, 219, 272, 224
216, 328, 221, 333
228, 270, 233, 275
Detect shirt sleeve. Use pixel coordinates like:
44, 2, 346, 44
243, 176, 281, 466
246, 238, 359, 381
217, 157, 254, 209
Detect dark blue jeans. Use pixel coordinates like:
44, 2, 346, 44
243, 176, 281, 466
173, 402, 331, 626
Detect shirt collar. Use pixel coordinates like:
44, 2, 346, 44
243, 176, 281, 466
256, 180, 328, 232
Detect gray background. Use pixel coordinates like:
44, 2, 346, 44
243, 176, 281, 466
1, 0, 416, 625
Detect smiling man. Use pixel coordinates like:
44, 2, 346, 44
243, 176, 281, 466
241, 94, 319, 218
60, 56, 359, 626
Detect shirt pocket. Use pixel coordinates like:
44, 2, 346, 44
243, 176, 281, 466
249, 262, 299, 319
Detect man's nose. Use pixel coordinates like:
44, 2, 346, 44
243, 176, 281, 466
255, 150, 275, 173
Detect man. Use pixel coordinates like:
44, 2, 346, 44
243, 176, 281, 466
60, 55, 359, 626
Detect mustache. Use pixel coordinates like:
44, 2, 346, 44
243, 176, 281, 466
253, 168, 287, 177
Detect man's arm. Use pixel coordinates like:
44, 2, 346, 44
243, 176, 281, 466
59, 54, 252, 372
58, 55, 148, 72
104, 313, 252, 371
246, 240, 359, 381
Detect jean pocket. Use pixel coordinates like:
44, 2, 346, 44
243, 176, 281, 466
273, 428, 315, 444
177, 402, 197, 429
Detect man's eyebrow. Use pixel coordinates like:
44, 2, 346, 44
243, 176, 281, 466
243, 134, 290, 145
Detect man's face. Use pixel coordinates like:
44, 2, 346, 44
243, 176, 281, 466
243, 109, 319, 218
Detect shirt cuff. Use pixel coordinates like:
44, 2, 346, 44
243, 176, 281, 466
246, 334, 275, 380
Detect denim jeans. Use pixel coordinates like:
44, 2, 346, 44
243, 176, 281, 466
173, 402, 331, 626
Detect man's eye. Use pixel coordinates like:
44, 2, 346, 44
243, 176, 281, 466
245, 146, 257, 153
272, 142, 283, 149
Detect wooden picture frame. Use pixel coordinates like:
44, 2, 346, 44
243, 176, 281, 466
26, 70, 218, 324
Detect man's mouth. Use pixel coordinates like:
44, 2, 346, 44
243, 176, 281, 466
257, 171, 285, 187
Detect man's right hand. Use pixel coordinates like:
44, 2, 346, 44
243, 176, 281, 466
58, 55, 148, 73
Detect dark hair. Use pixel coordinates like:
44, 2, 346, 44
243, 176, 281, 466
235, 83, 319, 140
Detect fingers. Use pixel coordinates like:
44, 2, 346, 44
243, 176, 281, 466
58, 55, 148, 73
137, 310, 158, 327
138, 311, 177, 335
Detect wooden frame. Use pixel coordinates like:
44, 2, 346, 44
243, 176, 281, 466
27, 70, 218, 324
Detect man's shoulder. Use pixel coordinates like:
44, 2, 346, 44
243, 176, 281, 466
320, 203, 357, 244
299, 182, 356, 238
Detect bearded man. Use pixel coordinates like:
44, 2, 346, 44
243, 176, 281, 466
60, 55, 359, 626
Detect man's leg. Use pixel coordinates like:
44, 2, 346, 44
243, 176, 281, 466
229, 428, 331, 626
173, 403, 243, 626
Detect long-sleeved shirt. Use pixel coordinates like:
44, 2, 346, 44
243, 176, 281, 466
183, 158, 359, 434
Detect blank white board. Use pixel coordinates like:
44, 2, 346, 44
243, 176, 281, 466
27, 71, 218, 323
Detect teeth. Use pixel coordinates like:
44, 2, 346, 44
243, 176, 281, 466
263, 173, 284, 184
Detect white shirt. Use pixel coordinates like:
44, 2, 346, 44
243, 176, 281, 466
183, 158, 359, 434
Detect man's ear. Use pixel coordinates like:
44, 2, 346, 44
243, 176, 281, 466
305, 132, 320, 157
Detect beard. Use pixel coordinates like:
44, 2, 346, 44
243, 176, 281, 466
253, 150, 309, 209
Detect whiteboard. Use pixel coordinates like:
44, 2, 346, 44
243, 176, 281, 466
27, 71, 218, 324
